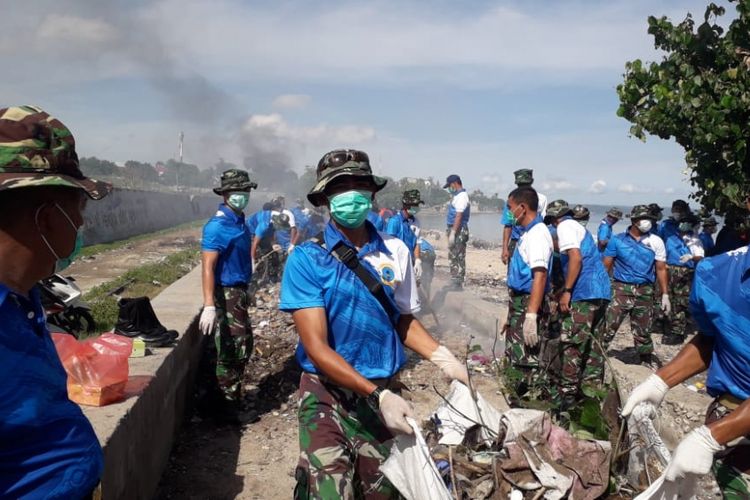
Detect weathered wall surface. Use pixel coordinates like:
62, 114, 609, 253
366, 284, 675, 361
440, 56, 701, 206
81, 188, 263, 245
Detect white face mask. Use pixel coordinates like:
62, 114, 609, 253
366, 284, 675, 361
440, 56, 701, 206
636, 220, 653, 233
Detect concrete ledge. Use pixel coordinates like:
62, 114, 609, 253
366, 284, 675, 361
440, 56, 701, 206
81, 266, 203, 500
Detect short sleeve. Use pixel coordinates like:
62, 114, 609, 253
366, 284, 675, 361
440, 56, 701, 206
649, 236, 667, 262
603, 236, 619, 258
501, 204, 513, 227
285, 209, 296, 228
597, 222, 610, 243
537, 193, 548, 218
279, 249, 325, 311
393, 244, 421, 314
689, 261, 719, 337
688, 237, 705, 258
385, 217, 400, 238
452, 192, 469, 212
201, 220, 225, 252
557, 220, 583, 252
526, 229, 552, 270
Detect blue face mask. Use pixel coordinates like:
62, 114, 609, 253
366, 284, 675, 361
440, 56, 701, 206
36, 203, 84, 274
328, 190, 372, 228
227, 192, 250, 211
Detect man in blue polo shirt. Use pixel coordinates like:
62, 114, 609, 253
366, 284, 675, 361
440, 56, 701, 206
622, 244, 750, 498
198, 169, 257, 422
0, 106, 111, 498
502, 169, 548, 265
658, 199, 690, 241
386, 189, 424, 278
545, 200, 611, 409
602, 205, 670, 367
596, 207, 622, 252
280, 149, 469, 498
444, 174, 471, 289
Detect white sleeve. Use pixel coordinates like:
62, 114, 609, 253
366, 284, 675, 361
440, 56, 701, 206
557, 220, 583, 252
537, 193, 548, 218
687, 236, 705, 257
393, 243, 421, 314
650, 235, 667, 262
452, 192, 470, 212
285, 209, 296, 227
526, 228, 553, 270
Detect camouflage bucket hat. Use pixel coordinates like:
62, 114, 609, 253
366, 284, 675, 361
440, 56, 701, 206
402, 189, 425, 206
629, 204, 656, 220
307, 149, 386, 207
0, 105, 111, 200
572, 204, 590, 220
213, 168, 257, 195
546, 199, 572, 218
702, 216, 718, 226
606, 207, 623, 219
513, 168, 534, 185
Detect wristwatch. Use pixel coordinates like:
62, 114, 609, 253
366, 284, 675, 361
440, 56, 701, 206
365, 387, 384, 412
563, 287, 573, 293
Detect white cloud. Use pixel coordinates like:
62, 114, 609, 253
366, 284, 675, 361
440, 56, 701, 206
664, 187, 675, 194
541, 179, 575, 192
617, 183, 652, 194
272, 94, 312, 109
36, 14, 118, 45
589, 180, 607, 194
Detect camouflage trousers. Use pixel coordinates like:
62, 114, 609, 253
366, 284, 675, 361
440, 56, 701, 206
294, 373, 397, 500
505, 292, 551, 391
448, 226, 469, 285
603, 281, 654, 355
650, 279, 666, 334
666, 266, 694, 339
554, 300, 609, 407
208, 285, 252, 402
706, 396, 750, 499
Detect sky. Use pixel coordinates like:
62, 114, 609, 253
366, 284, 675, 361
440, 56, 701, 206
0, 0, 729, 205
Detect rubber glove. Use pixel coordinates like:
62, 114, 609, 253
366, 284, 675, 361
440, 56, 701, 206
664, 426, 724, 481
199, 306, 217, 336
287, 244, 295, 254
621, 373, 669, 416
379, 390, 415, 435
429, 345, 469, 385
679, 254, 693, 264
661, 294, 672, 315
413, 258, 423, 279
447, 231, 456, 247
272, 244, 282, 252
523, 313, 539, 347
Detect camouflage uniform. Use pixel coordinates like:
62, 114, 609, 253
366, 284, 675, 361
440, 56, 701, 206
603, 281, 654, 355
294, 373, 397, 500
505, 292, 550, 393
706, 397, 750, 499
665, 265, 693, 339
448, 226, 469, 286
209, 286, 252, 401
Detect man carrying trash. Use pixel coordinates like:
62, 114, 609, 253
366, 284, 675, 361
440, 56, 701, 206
280, 149, 469, 498
0, 105, 112, 498
545, 200, 611, 410
596, 207, 623, 252
444, 174, 471, 289
386, 189, 424, 279
622, 244, 750, 498
198, 169, 256, 423
602, 205, 670, 368
502, 168, 548, 265
504, 186, 553, 399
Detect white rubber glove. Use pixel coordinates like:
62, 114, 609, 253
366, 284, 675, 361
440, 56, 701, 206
272, 244, 282, 253
621, 373, 669, 416
447, 231, 456, 247
429, 345, 469, 385
523, 313, 539, 347
664, 425, 724, 481
252, 261, 257, 273
661, 294, 672, 315
287, 244, 295, 254
413, 258, 423, 279
378, 389, 415, 435
198, 306, 217, 336
679, 254, 693, 264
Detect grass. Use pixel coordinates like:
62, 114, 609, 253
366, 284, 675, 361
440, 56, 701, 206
79, 219, 204, 258
83, 245, 201, 333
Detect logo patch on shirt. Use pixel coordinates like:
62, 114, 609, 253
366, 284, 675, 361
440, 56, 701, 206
379, 264, 397, 288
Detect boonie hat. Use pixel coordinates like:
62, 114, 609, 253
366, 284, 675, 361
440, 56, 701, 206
213, 169, 257, 195
402, 189, 425, 206
546, 199, 572, 218
702, 216, 718, 226
629, 205, 656, 220
607, 207, 624, 219
307, 149, 386, 207
572, 204, 590, 220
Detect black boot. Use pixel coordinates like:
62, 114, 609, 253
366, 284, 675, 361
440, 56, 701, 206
114, 297, 178, 346
639, 353, 662, 369
662, 334, 685, 346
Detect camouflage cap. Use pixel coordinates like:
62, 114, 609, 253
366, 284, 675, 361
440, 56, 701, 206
213, 168, 257, 195
629, 204, 656, 220
702, 216, 718, 226
402, 189, 425, 206
513, 168, 534, 185
0, 105, 111, 200
307, 149, 386, 207
546, 199, 572, 218
606, 207, 623, 219
572, 204, 590, 220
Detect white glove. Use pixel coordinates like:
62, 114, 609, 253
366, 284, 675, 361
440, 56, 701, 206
447, 231, 456, 247
272, 244, 282, 252
413, 258, 423, 279
679, 254, 693, 264
664, 425, 724, 481
252, 261, 257, 273
429, 345, 469, 385
287, 244, 295, 254
523, 313, 539, 347
378, 389, 415, 435
621, 373, 669, 416
661, 294, 672, 315
198, 306, 217, 336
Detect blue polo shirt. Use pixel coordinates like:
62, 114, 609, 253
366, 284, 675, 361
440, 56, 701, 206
279, 221, 407, 379
420, 239, 435, 257
596, 219, 613, 252
367, 210, 385, 232
501, 204, 523, 240
556, 219, 611, 302
603, 231, 662, 285
446, 189, 470, 227
665, 233, 696, 269
658, 218, 679, 241
689, 246, 750, 399
386, 212, 418, 257
0, 285, 103, 499
507, 216, 552, 294
699, 232, 715, 255
202, 204, 252, 286
292, 207, 311, 240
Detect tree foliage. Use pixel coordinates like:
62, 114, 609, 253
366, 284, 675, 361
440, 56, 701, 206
617, 0, 750, 215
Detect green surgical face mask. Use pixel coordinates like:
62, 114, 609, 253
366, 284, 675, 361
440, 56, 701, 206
328, 190, 372, 228
227, 192, 249, 211
508, 205, 525, 226
407, 207, 420, 216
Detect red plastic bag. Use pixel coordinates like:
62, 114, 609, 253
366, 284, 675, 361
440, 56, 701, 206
52, 333, 132, 406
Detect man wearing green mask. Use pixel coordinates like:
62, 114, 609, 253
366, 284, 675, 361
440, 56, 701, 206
0, 105, 111, 498
386, 189, 424, 278
280, 149, 469, 498
444, 174, 471, 289
198, 169, 257, 423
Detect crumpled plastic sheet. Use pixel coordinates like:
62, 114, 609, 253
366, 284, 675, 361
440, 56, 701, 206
627, 402, 672, 489
434, 380, 503, 446
634, 473, 699, 500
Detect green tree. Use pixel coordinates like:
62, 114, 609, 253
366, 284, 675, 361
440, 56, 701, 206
617, 0, 750, 216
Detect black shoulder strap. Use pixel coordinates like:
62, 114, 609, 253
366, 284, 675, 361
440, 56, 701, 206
312, 232, 399, 326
